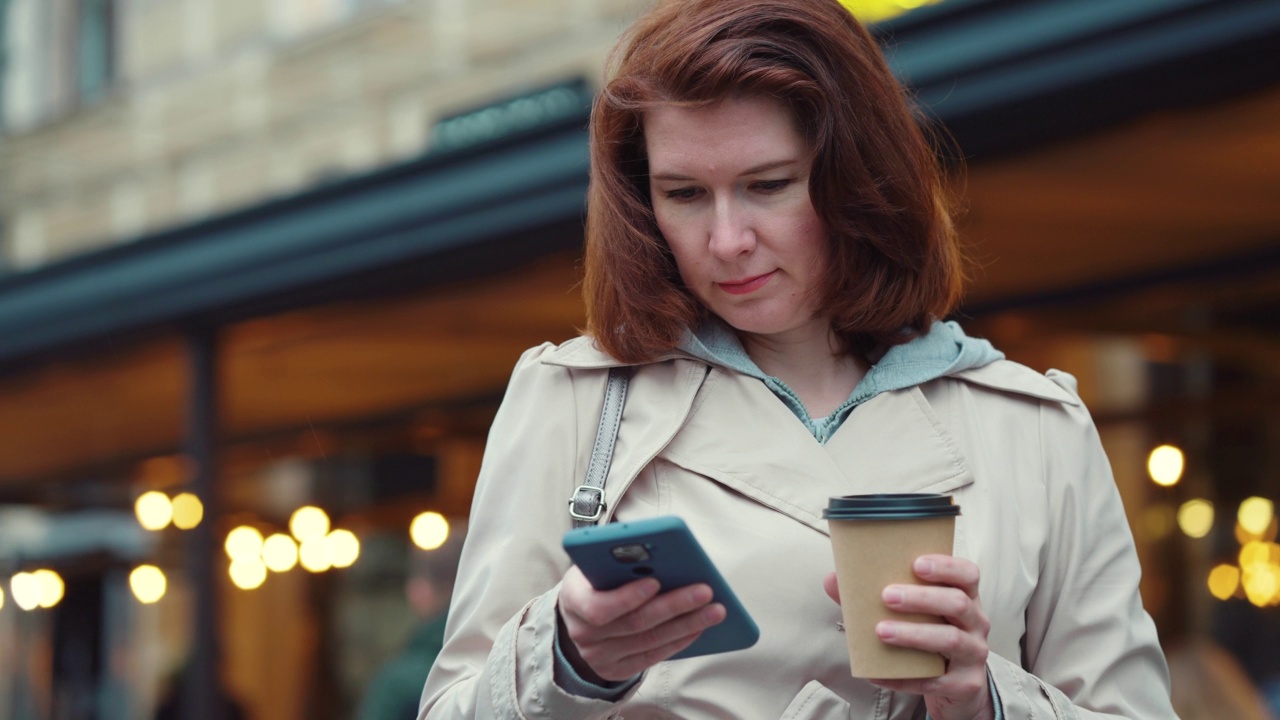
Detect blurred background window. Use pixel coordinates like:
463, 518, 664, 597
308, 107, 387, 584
0, 0, 116, 133
76, 0, 114, 104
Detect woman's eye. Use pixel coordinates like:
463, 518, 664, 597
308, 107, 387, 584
753, 179, 792, 193
664, 187, 701, 201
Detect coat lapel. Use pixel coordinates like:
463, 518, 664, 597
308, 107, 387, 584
540, 339, 976, 535
659, 367, 849, 533
823, 385, 975, 497
659, 369, 975, 534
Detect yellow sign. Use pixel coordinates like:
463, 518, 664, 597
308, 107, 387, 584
839, 0, 945, 24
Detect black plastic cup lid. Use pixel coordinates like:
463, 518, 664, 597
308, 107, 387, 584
822, 493, 960, 520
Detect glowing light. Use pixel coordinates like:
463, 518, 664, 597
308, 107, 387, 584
1238, 497, 1275, 536
1240, 541, 1273, 570
411, 512, 449, 550
0, 584, 4, 610
135, 491, 174, 531
290, 506, 330, 542
130, 565, 167, 604
298, 539, 332, 573
9, 573, 41, 611
261, 534, 299, 573
1208, 564, 1240, 601
1147, 445, 1185, 487
1236, 516, 1278, 544
171, 493, 204, 530
225, 526, 265, 561
33, 570, 64, 609
1177, 499, 1214, 539
1242, 563, 1280, 608
326, 529, 360, 569
229, 558, 268, 590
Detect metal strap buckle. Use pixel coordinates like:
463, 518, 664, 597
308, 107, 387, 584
568, 485, 606, 522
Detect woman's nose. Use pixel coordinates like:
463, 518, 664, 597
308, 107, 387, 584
708, 201, 755, 260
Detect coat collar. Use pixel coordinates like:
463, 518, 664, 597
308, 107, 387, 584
544, 336, 1076, 535
539, 336, 691, 369
949, 361, 1080, 406
657, 367, 975, 535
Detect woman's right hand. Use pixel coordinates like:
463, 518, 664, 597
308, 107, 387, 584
556, 565, 726, 683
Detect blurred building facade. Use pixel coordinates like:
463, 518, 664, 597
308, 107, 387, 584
1, 1, 1278, 719
0, 0, 642, 268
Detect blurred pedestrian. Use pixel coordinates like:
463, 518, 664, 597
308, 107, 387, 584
152, 666, 247, 720
357, 527, 464, 720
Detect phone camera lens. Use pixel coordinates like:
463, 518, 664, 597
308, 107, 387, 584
610, 543, 652, 563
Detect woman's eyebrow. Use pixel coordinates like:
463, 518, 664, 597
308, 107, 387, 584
650, 159, 800, 182
740, 159, 799, 175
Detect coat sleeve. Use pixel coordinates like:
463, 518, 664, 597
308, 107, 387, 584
988, 370, 1178, 719
418, 345, 639, 720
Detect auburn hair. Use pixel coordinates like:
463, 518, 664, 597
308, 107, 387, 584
583, 0, 965, 363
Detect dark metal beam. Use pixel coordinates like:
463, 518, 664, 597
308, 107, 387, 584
183, 326, 223, 720
0, 119, 591, 366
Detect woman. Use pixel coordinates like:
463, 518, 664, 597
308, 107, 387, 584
420, 1, 1178, 718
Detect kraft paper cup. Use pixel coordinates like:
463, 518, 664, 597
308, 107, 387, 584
823, 493, 960, 679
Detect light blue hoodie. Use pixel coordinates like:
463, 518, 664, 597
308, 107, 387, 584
679, 318, 1005, 444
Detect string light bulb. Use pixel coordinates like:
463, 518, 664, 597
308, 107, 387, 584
225, 526, 265, 561
171, 493, 204, 530
299, 538, 332, 573
130, 565, 167, 604
262, 534, 299, 573
9, 573, 41, 611
1177, 499, 1214, 539
411, 512, 449, 550
229, 559, 268, 590
1147, 445, 1185, 487
1238, 497, 1275, 537
326, 529, 360, 568
33, 570, 64, 609
1207, 564, 1240, 601
290, 506, 330, 542
135, 491, 174, 531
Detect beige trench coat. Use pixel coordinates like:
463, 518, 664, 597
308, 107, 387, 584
419, 337, 1177, 720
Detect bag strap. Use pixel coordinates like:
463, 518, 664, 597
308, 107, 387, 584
569, 366, 631, 527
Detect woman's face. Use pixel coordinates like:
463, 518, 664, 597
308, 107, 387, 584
645, 95, 829, 344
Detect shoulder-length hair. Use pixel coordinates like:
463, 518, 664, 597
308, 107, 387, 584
583, 0, 965, 363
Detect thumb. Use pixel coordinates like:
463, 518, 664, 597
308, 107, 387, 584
823, 572, 840, 605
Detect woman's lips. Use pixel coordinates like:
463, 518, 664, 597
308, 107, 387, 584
717, 271, 776, 295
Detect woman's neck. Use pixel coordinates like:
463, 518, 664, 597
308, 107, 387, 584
739, 324, 866, 419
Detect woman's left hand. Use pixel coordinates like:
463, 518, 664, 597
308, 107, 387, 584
823, 555, 994, 720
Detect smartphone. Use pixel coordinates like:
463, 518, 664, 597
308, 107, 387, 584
562, 515, 760, 659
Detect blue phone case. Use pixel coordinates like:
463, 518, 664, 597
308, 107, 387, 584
562, 515, 760, 659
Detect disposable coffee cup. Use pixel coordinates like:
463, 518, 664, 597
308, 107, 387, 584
823, 493, 960, 679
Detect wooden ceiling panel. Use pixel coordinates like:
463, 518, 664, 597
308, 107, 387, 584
0, 340, 187, 483
963, 86, 1280, 302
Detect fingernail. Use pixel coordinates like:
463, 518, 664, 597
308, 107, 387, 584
914, 557, 934, 575
702, 604, 725, 623
640, 579, 661, 596
883, 587, 904, 606
689, 584, 713, 603
876, 622, 897, 640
